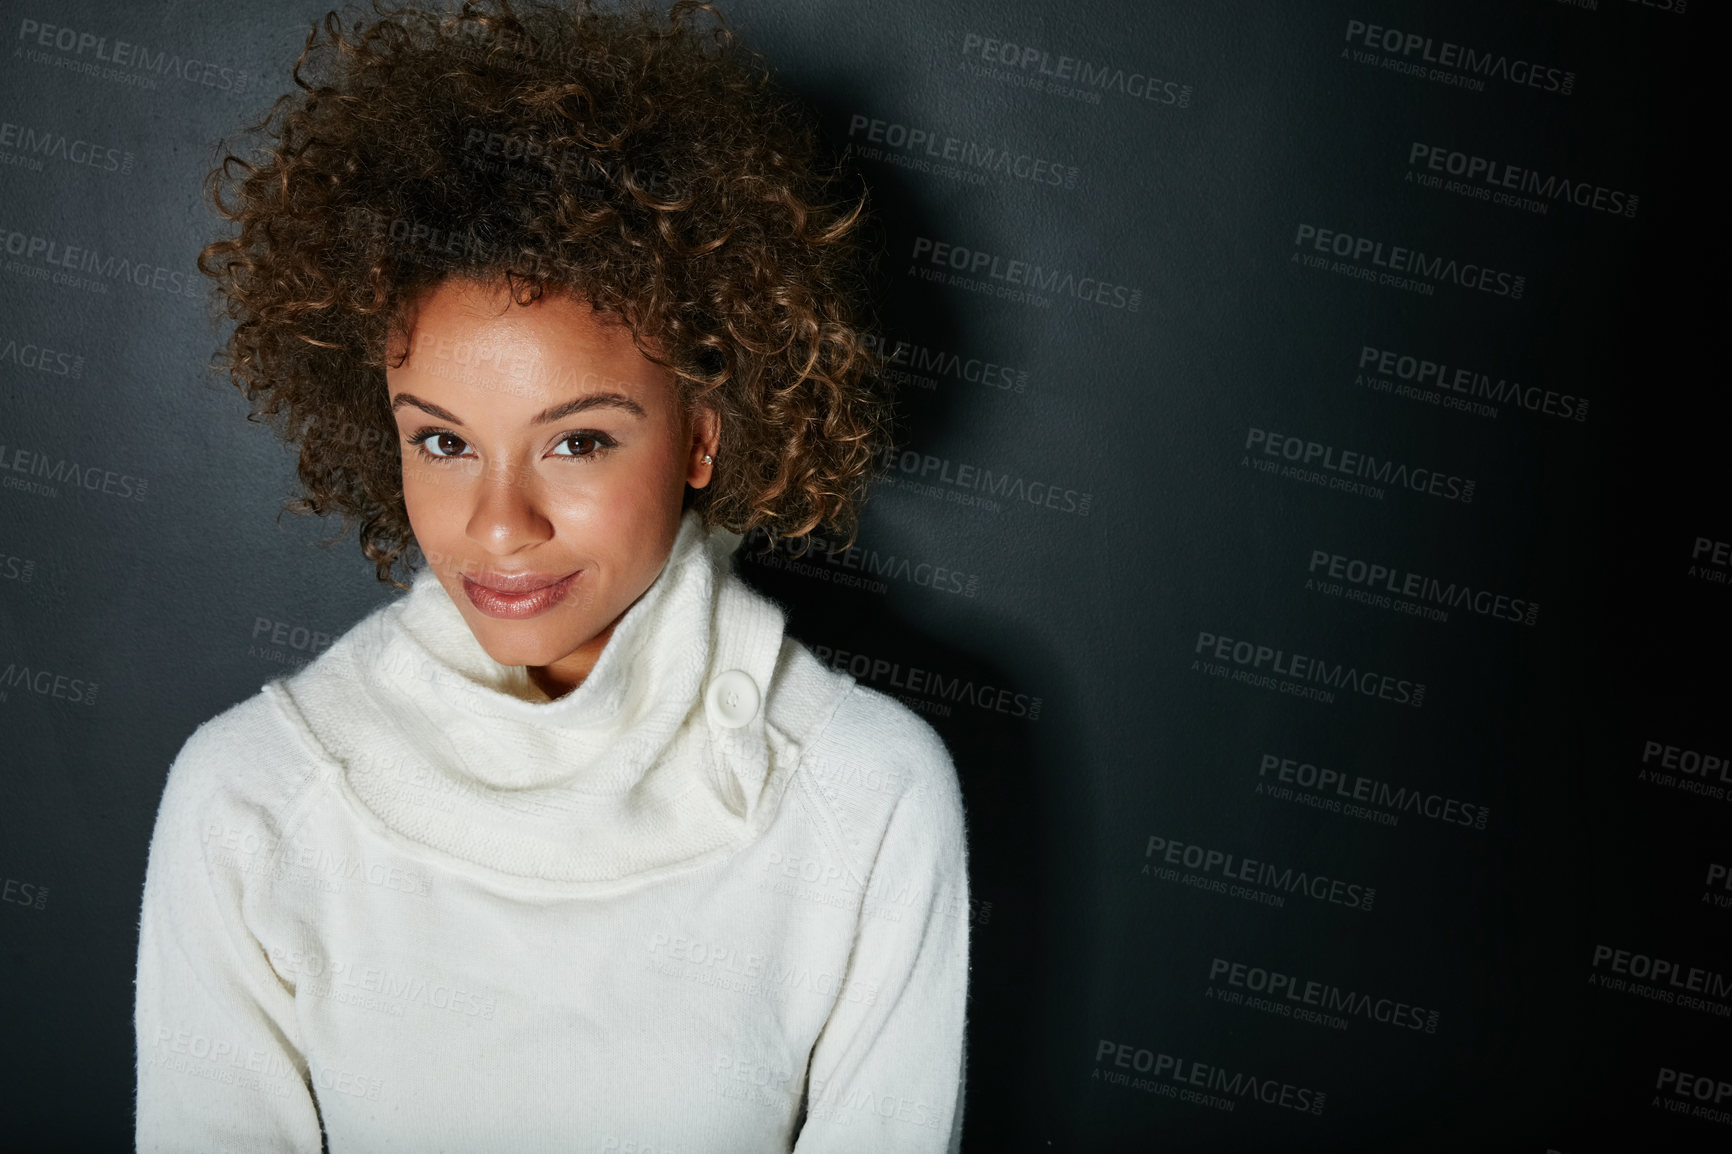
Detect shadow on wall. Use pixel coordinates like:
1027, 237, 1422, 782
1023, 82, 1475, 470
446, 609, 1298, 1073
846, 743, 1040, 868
728, 75, 1080, 1151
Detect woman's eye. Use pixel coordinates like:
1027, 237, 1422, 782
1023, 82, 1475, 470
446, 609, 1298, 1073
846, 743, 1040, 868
408, 430, 469, 460
404, 429, 613, 464
551, 433, 614, 461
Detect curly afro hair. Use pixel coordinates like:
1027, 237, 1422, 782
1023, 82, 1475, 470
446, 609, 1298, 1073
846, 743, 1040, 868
198, 0, 889, 587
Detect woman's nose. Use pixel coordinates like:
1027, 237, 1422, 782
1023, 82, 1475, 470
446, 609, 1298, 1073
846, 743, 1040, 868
466, 458, 554, 551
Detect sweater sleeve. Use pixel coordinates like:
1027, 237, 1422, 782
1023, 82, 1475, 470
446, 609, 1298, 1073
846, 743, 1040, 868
135, 715, 325, 1152
792, 712, 972, 1154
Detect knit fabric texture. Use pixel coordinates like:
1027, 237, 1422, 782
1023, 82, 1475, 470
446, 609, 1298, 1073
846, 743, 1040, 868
134, 509, 972, 1152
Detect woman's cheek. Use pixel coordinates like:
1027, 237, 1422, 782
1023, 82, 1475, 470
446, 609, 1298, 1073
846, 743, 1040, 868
402, 465, 466, 560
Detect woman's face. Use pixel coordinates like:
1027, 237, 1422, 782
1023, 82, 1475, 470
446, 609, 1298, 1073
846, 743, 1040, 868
386, 277, 719, 696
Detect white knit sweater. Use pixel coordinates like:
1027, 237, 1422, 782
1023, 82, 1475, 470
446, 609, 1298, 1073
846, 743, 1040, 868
134, 509, 971, 1153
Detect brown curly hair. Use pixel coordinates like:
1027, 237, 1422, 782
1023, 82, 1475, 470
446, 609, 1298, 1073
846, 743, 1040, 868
198, 0, 889, 587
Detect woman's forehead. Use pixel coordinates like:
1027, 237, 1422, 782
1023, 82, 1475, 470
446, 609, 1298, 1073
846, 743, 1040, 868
388, 280, 678, 417
398, 280, 650, 367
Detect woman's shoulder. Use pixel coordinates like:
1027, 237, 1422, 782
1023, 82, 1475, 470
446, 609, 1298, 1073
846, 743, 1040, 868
155, 684, 330, 838
816, 677, 958, 789
775, 638, 966, 855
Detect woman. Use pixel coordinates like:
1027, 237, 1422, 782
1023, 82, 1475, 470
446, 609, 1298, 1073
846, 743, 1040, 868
133, 1, 971, 1150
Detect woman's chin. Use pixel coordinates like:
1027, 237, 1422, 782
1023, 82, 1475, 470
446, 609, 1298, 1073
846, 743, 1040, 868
467, 623, 586, 671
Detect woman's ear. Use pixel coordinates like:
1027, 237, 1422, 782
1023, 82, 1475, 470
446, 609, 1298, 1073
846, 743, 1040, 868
686, 403, 722, 490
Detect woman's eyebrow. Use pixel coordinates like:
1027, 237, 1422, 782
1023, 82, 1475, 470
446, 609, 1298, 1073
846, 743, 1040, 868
530, 392, 648, 424
391, 392, 464, 423
390, 391, 648, 424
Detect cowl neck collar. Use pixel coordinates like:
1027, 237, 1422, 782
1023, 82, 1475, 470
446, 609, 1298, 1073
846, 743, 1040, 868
273, 509, 814, 890
380, 509, 720, 793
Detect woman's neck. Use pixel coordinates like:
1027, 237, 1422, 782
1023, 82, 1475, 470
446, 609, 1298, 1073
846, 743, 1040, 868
527, 621, 618, 700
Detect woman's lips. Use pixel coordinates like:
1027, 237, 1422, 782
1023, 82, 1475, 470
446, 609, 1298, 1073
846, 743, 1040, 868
462, 570, 582, 619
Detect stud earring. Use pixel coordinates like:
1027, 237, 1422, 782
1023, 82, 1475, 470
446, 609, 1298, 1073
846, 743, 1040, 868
701, 453, 714, 465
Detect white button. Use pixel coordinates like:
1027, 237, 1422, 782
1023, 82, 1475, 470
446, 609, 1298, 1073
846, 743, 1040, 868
705, 669, 761, 729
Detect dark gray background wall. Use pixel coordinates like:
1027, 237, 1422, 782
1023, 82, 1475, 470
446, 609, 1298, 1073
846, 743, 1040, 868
2, 0, 1724, 1150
